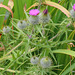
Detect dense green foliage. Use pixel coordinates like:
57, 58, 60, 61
0, 0, 75, 75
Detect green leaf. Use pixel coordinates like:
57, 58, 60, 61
53, 49, 75, 57
13, 0, 24, 19
0, 0, 9, 29
61, 63, 75, 75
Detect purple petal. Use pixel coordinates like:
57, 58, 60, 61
43, 9, 48, 15
73, 4, 75, 11
29, 9, 40, 16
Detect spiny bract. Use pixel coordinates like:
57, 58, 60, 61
39, 9, 50, 24
40, 57, 52, 68
29, 15, 39, 25
30, 56, 39, 65
3, 26, 10, 33
70, 9, 75, 18
17, 20, 27, 29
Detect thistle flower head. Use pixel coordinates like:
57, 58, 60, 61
29, 9, 40, 16
43, 9, 48, 15
73, 4, 75, 11
30, 56, 39, 65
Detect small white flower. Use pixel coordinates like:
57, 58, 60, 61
40, 57, 52, 68
17, 20, 27, 29
3, 26, 10, 33
30, 56, 39, 65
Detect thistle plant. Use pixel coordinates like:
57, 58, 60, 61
0, 0, 75, 75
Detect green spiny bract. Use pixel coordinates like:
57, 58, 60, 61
29, 15, 39, 25
30, 56, 39, 65
70, 9, 75, 19
40, 57, 52, 68
3, 26, 10, 33
17, 20, 27, 29
39, 9, 50, 24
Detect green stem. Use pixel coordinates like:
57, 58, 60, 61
59, 57, 74, 75
0, 67, 20, 73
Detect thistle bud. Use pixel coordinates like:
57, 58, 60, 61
70, 4, 75, 19
17, 20, 27, 29
30, 56, 39, 65
39, 9, 50, 24
3, 26, 10, 33
40, 57, 52, 68
70, 9, 75, 18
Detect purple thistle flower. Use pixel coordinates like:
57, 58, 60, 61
73, 4, 75, 11
43, 9, 48, 15
29, 9, 40, 16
